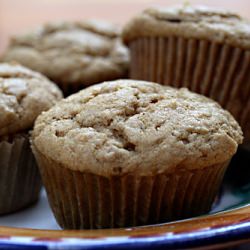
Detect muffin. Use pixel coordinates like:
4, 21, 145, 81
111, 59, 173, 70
122, 5, 250, 145
2, 20, 129, 95
31, 79, 242, 229
0, 63, 62, 214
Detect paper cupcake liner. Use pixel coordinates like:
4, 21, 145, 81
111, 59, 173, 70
0, 134, 42, 214
130, 37, 250, 144
33, 146, 229, 229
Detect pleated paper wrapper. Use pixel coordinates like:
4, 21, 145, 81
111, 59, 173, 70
0, 134, 42, 214
33, 146, 229, 229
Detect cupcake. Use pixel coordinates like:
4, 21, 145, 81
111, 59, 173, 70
31, 79, 242, 229
2, 20, 129, 96
0, 63, 62, 214
122, 5, 250, 145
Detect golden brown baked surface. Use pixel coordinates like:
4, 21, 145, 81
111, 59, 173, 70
2, 20, 129, 87
32, 80, 242, 176
122, 5, 250, 49
0, 63, 63, 136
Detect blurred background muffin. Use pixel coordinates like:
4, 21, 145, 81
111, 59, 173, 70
32, 79, 242, 229
122, 4, 250, 146
1, 20, 129, 96
0, 62, 62, 214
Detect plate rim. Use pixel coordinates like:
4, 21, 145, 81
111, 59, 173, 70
0, 204, 249, 249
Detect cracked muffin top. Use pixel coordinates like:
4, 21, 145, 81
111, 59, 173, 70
32, 80, 242, 176
122, 5, 250, 49
2, 20, 129, 91
0, 63, 63, 137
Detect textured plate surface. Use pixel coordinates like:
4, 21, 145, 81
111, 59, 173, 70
0, 148, 249, 249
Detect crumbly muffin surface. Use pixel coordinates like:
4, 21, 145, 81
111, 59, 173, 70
0, 63, 62, 136
32, 80, 242, 176
122, 5, 250, 49
2, 20, 129, 87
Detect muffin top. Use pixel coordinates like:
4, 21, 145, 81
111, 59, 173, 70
32, 80, 242, 176
2, 20, 129, 87
122, 5, 250, 49
0, 63, 63, 137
